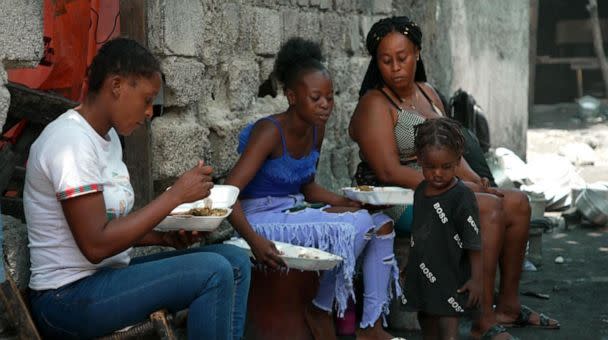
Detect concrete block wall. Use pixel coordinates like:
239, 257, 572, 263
446, 0, 530, 157
0, 0, 43, 132
146, 0, 396, 193
147, 0, 530, 194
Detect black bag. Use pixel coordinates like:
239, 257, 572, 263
448, 89, 490, 153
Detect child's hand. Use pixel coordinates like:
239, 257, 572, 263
457, 279, 481, 308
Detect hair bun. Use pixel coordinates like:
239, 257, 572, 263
273, 37, 324, 87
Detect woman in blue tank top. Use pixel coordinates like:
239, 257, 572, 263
225, 38, 402, 339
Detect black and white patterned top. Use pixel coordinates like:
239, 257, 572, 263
404, 180, 481, 316
355, 86, 435, 186
394, 109, 426, 163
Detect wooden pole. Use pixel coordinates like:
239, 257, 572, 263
119, 0, 154, 209
587, 0, 608, 98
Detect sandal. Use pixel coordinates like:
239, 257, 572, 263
480, 324, 519, 340
500, 304, 560, 329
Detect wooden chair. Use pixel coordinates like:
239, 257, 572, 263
0, 276, 40, 340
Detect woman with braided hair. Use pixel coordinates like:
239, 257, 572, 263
349, 16, 560, 339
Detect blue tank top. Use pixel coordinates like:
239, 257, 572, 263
238, 116, 319, 198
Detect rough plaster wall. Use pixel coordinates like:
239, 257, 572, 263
447, 0, 529, 157
392, 0, 453, 94
394, 0, 529, 157
148, 0, 530, 193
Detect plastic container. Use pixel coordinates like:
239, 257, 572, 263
575, 188, 608, 226
577, 95, 601, 121
156, 208, 232, 232
156, 185, 239, 232
342, 186, 414, 205
527, 192, 546, 220
224, 238, 343, 271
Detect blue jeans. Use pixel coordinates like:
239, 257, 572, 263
29, 244, 251, 340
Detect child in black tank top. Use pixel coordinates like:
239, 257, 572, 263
404, 118, 482, 339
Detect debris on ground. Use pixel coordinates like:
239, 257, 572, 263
558, 142, 597, 166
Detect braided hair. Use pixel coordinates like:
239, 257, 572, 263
273, 37, 327, 92
87, 38, 161, 96
414, 118, 465, 159
359, 16, 426, 98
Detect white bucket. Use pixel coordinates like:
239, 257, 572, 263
528, 192, 546, 220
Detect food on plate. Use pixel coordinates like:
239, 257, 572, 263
170, 207, 228, 217
297, 249, 321, 260
190, 207, 228, 216
355, 185, 374, 192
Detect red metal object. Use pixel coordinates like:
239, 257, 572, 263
7, 0, 120, 102
0, 119, 28, 150
2, 0, 120, 155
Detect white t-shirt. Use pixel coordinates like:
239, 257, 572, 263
24, 109, 134, 290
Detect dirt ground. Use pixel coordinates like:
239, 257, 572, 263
528, 103, 608, 183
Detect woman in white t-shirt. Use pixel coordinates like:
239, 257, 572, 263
24, 38, 251, 340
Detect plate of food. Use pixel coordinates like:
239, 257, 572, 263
156, 207, 232, 232
342, 186, 414, 205
156, 185, 239, 232
224, 238, 343, 271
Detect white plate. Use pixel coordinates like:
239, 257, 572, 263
224, 238, 343, 271
342, 186, 414, 205
156, 185, 240, 231
169, 185, 240, 214
156, 208, 232, 232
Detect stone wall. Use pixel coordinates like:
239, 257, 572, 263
0, 0, 43, 132
148, 0, 530, 193
148, 0, 393, 193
